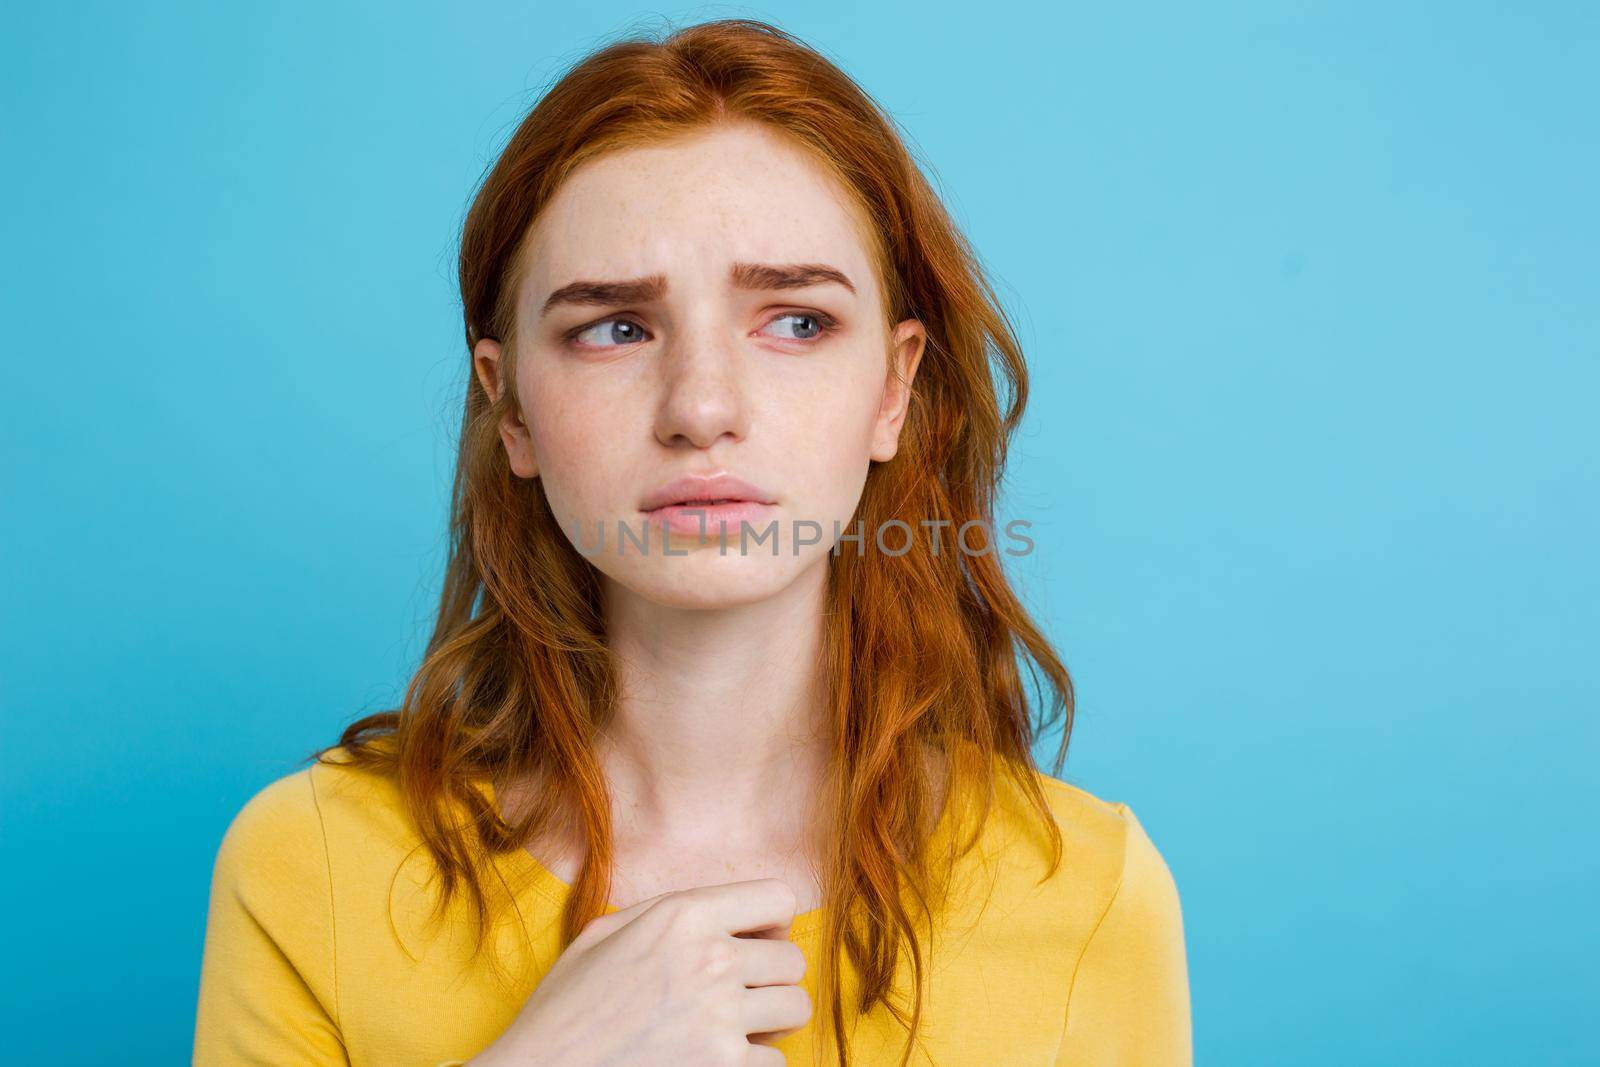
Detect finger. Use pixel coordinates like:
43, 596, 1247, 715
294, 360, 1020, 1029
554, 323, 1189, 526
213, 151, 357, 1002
743, 1044, 787, 1064
577, 888, 678, 942
750, 1026, 803, 1048
688, 878, 801, 938
740, 983, 812, 1037
736, 935, 807, 988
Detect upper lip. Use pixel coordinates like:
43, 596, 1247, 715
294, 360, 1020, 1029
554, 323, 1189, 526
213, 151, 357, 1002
640, 471, 777, 511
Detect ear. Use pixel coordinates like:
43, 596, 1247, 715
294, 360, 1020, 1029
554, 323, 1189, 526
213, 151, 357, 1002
472, 337, 539, 479
869, 319, 926, 463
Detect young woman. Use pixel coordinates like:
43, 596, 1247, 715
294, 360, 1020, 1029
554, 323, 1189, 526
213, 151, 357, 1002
194, 18, 1191, 1067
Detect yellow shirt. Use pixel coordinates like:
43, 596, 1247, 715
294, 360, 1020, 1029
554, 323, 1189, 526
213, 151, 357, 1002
193, 747, 1191, 1065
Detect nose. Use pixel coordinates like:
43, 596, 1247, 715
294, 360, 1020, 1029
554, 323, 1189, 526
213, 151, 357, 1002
652, 316, 750, 451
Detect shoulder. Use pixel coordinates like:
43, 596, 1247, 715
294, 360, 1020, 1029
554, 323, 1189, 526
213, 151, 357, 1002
1033, 771, 1178, 888
202, 762, 339, 991
212, 763, 326, 885
985, 762, 1138, 883
1028, 769, 1138, 856
979, 761, 1184, 937
1023, 770, 1188, 1006
1030, 769, 1182, 914
1032, 775, 1192, 1058
209, 746, 411, 895
198, 757, 370, 1054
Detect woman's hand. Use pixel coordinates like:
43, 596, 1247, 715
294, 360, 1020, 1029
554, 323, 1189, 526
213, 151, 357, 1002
467, 877, 812, 1066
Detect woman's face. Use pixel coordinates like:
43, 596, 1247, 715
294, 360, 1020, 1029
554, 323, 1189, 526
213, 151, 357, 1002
473, 120, 925, 609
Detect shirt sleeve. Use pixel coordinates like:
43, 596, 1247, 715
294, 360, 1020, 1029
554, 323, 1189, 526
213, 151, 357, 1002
1055, 804, 1193, 1067
193, 766, 350, 1065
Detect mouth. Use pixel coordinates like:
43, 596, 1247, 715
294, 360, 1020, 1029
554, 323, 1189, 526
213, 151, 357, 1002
642, 499, 779, 539
639, 471, 777, 513
639, 471, 778, 537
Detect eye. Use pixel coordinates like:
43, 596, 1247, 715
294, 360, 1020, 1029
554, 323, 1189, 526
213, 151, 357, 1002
759, 310, 840, 343
568, 317, 650, 349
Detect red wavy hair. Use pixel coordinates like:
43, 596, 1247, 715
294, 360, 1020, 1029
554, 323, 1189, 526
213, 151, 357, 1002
314, 16, 1073, 1066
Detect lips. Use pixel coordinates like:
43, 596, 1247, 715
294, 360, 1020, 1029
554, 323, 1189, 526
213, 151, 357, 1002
639, 471, 777, 513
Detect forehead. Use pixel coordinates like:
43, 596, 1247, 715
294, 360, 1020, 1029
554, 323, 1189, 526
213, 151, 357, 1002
519, 122, 880, 308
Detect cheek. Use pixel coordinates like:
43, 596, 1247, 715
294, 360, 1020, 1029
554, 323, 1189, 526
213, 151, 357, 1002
772, 361, 884, 520
779, 347, 885, 441
520, 371, 632, 522
831, 355, 888, 456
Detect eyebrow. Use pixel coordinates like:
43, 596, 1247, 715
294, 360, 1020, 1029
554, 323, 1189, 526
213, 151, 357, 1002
539, 261, 856, 317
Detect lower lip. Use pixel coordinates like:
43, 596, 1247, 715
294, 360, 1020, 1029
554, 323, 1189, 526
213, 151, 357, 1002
643, 501, 778, 538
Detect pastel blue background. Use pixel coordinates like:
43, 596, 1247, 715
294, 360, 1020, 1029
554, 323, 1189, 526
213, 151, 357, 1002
3, 3, 1594, 1063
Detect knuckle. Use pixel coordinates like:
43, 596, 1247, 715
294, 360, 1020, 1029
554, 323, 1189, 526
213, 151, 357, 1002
640, 894, 691, 938
698, 937, 738, 979
660, 892, 704, 927
766, 877, 799, 913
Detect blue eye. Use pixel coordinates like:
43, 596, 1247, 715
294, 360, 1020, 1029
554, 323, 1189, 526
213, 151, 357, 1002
564, 310, 839, 350
760, 311, 839, 342
571, 318, 648, 348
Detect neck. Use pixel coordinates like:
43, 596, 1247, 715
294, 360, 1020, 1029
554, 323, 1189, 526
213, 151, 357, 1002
594, 558, 834, 853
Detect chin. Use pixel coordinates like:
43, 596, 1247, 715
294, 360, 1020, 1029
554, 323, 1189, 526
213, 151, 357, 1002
607, 552, 810, 610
